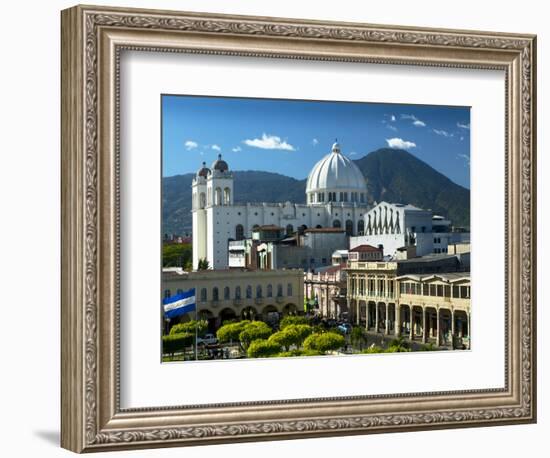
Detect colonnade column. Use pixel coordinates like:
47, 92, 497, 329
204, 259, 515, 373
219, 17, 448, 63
374, 303, 379, 333
451, 309, 455, 347
422, 307, 427, 343
409, 306, 414, 340
385, 303, 390, 335
395, 304, 401, 336
436, 307, 441, 347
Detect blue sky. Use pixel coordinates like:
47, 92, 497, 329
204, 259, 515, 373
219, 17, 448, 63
162, 95, 471, 188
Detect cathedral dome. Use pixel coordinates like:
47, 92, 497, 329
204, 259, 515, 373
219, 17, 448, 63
196, 161, 210, 178
306, 142, 367, 197
211, 154, 229, 172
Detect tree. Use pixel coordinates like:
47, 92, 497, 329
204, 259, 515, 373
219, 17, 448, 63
303, 332, 345, 354
247, 339, 282, 358
162, 332, 193, 357
350, 326, 368, 350
169, 320, 208, 337
279, 315, 310, 330
386, 336, 411, 353
197, 258, 210, 270
216, 320, 250, 344
268, 324, 313, 351
238, 321, 273, 349
162, 243, 192, 269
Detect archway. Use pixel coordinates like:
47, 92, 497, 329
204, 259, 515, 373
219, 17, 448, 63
219, 308, 237, 325
282, 303, 298, 316
241, 306, 258, 321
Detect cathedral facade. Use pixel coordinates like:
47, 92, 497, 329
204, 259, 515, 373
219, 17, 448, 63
191, 142, 371, 270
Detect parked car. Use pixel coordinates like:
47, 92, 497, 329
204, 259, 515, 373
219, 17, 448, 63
197, 333, 218, 345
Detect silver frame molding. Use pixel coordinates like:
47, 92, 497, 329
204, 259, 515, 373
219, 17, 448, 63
61, 4, 537, 453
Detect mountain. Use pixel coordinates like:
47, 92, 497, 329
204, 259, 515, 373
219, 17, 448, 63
162, 171, 306, 235
162, 149, 469, 235
354, 148, 470, 228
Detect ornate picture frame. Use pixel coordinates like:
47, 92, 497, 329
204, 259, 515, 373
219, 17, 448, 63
61, 4, 536, 452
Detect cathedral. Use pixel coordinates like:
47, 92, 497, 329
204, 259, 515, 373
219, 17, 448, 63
191, 142, 371, 270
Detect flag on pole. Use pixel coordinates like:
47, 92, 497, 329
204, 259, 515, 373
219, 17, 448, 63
163, 288, 196, 319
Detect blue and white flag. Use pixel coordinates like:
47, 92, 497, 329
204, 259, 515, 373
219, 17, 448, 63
163, 288, 196, 319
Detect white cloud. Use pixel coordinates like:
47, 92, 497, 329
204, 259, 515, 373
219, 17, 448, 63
312, 138, 319, 146
211, 144, 221, 152
433, 128, 450, 137
401, 114, 426, 127
390, 115, 396, 122
232, 146, 242, 152
457, 122, 470, 129
457, 153, 470, 165
386, 124, 398, 132
243, 133, 295, 151
386, 137, 417, 149
349, 151, 358, 156
184, 140, 198, 150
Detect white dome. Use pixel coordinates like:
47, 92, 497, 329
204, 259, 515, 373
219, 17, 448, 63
306, 142, 367, 194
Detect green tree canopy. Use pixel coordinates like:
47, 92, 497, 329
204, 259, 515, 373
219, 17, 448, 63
162, 243, 192, 269
303, 332, 345, 354
268, 324, 313, 351
216, 320, 251, 343
350, 326, 368, 350
238, 321, 273, 349
169, 320, 208, 337
197, 258, 210, 270
162, 332, 193, 355
279, 315, 311, 330
247, 339, 282, 358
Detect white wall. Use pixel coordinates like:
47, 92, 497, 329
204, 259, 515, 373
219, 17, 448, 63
0, 1, 546, 458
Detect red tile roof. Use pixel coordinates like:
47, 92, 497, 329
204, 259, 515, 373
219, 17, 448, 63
349, 244, 382, 253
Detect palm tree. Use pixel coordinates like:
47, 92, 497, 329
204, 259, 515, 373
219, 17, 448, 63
197, 258, 210, 270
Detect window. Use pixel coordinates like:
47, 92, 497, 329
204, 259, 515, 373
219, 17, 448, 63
345, 219, 353, 236
277, 284, 283, 297
333, 219, 341, 228
235, 286, 241, 300
436, 285, 443, 296
460, 286, 470, 298
357, 219, 365, 235
286, 224, 293, 235
164, 289, 171, 299
256, 285, 262, 298
287, 283, 293, 296
200, 288, 207, 302
224, 286, 230, 300
246, 285, 252, 299
267, 284, 273, 297
235, 224, 244, 241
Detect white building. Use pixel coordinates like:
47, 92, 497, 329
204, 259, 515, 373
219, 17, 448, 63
192, 142, 370, 270
349, 201, 470, 258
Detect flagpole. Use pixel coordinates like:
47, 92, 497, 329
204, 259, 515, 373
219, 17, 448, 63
195, 296, 198, 361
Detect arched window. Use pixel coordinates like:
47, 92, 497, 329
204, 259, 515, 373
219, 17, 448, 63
246, 285, 252, 299
212, 287, 219, 301
277, 284, 283, 297
235, 224, 244, 241
345, 219, 353, 236
200, 288, 207, 302
223, 187, 231, 205
256, 285, 262, 298
287, 283, 293, 297
298, 224, 307, 235
252, 224, 260, 232
214, 187, 222, 205
315, 224, 322, 229
286, 224, 293, 236
224, 286, 230, 300
235, 286, 241, 300
267, 284, 273, 297
358, 219, 365, 235
333, 219, 341, 228
199, 192, 206, 208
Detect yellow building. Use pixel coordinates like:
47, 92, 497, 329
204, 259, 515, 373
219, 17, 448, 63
346, 256, 470, 348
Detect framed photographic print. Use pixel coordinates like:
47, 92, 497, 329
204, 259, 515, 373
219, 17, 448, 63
61, 4, 537, 452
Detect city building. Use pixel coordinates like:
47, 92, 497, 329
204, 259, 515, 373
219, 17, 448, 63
349, 201, 470, 257
192, 142, 370, 270
162, 267, 304, 331
346, 253, 471, 348
348, 244, 383, 262
304, 264, 347, 319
